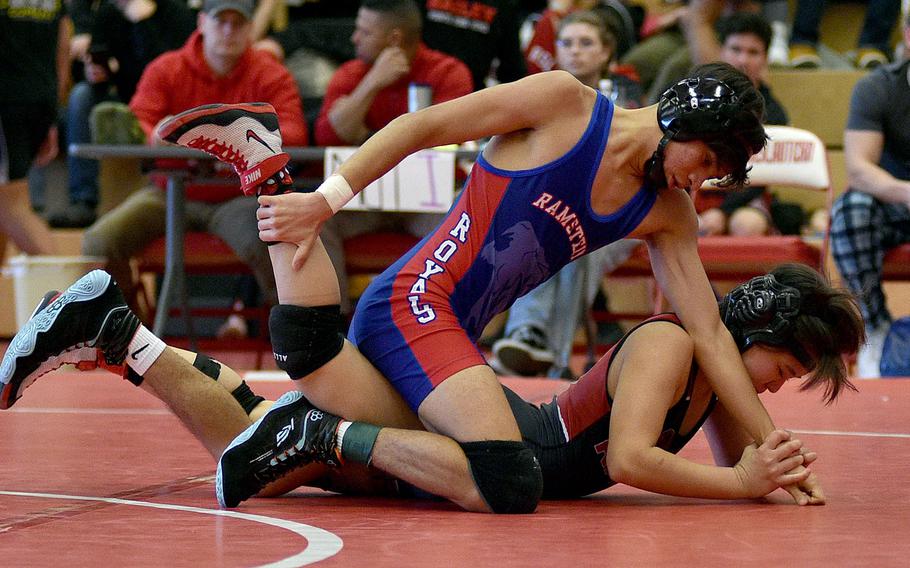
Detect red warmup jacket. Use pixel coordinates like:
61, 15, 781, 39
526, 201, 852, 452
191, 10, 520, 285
315, 43, 473, 146
130, 31, 307, 201
525, 9, 562, 75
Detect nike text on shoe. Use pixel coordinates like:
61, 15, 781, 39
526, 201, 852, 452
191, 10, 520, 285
0, 270, 141, 409
157, 102, 293, 196
216, 391, 343, 508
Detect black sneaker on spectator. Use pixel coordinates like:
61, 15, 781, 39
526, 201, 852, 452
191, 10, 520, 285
492, 325, 554, 377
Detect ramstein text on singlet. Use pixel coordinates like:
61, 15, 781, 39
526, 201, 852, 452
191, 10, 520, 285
408, 212, 471, 324
532, 193, 588, 260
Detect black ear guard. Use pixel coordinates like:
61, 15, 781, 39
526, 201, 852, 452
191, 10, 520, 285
720, 275, 809, 365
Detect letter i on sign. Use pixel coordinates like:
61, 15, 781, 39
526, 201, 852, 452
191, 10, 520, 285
420, 152, 444, 209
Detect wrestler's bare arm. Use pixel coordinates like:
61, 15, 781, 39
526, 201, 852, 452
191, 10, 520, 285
703, 401, 825, 505
257, 71, 594, 267
606, 324, 807, 500
644, 190, 775, 444
337, 70, 591, 192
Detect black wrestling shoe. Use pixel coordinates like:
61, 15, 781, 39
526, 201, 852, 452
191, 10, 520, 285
217, 391, 342, 508
157, 102, 293, 196
0, 270, 141, 409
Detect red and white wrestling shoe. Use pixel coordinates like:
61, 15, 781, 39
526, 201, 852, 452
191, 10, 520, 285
157, 102, 294, 196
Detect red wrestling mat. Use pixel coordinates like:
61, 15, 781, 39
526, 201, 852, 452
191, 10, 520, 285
1, 371, 909, 567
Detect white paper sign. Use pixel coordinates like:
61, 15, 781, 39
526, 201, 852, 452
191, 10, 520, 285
324, 147, 456, 213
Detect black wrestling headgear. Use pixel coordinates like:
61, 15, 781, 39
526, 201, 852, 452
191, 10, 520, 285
644, 76, 746, 187
719, 274, 811, 366
657, 76, 741, 140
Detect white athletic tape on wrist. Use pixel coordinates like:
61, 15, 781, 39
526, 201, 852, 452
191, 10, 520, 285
316, 174, 355, 213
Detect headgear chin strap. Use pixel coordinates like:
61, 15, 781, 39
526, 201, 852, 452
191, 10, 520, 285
720, 274, 811, 365
644, 76, 741, 188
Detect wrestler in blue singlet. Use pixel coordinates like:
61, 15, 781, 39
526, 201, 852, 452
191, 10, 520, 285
349, 93, 659, 411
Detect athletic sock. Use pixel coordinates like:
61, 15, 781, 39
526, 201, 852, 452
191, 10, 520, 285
126, 325, 167, 376
336, 420, 381, 465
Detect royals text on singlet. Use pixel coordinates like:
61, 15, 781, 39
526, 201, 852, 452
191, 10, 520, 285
349, 93, 659, 410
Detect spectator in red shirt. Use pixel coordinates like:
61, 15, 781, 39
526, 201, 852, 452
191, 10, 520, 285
315, 0, 473, 145
314, 0, 473, 315
82, 0, 307, 316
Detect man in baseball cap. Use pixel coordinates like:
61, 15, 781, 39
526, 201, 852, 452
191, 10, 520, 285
80, 0, 307, 321
202, 0, 254, 19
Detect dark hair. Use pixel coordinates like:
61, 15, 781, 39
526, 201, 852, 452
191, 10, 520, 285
362, 0, 422, 39
716, 12, 773, 53
765, 264, 865, 404
686, 62, 768, 188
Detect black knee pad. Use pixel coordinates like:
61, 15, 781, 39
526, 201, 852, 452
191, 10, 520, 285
460, 441, 543, 514
269, 304, 345, 379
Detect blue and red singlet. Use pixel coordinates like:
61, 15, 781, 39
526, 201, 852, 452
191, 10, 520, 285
349, 93, 658, 411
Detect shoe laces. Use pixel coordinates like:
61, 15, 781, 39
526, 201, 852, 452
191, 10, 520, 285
186, 136, 249, 173
248, 409, 340, 486
251, 442, 313, 486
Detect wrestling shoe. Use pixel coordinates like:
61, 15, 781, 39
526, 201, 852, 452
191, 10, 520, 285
157, 102, 293, 196
492, 325, 555, 376
0, 270, 141, 409
217, 391, 343, 508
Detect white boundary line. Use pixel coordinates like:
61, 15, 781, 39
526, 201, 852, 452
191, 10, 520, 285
0, 491, 343, 567
244, 371, 291, 382
791, 428, 910, 439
